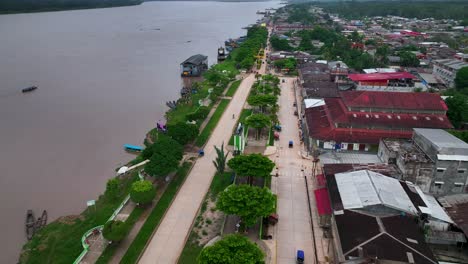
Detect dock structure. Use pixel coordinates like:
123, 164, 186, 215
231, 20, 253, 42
180, 54, 208, 77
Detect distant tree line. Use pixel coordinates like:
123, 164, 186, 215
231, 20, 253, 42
313, 1, 467, 20
0, 0, 143, 14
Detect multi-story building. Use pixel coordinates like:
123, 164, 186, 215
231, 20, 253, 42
413, 128, 468, 196
378, 129, 468, 197
432, 59, 468, 88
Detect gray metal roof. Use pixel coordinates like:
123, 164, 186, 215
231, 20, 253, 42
413, 128, 468, 155
181, 54, 207, 65
434, 59, 468, 70
335, 170, 418, 214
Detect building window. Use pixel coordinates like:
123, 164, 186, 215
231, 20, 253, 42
436, 168, 446, 173
454, 183, 464, 192
434, 181, 444, 189
458, 169, 466, 174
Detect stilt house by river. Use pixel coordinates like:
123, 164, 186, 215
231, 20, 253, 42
180, 54, 208, 77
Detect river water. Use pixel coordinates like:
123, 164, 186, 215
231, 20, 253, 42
0, 1, 280, 262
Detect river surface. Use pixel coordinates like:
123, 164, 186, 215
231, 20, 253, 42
0, 1, 280, 262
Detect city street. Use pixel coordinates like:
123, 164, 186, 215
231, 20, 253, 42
273, 77, 316, 264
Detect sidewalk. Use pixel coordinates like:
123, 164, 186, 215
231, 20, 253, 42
138, 73, 259, 263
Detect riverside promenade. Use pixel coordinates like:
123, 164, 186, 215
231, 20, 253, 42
139, 64, 266, 263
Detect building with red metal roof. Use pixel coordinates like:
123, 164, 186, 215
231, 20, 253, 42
302, 91, 452, 151
347, 72, 417, 92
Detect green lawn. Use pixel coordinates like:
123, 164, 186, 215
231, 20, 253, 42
229, 109, 252, 145
225, 80, 242, 97
195, 99, 231, 147
166, 85, 210, 126
19, 172, 139, 264
178, 172, 232, 264
120, 162, 192, 263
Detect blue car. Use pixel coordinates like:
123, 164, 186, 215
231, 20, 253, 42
296, 250, 304, 264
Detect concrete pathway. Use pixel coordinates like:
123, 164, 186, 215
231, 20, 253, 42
138, 74, 260, 264
273, 78, 315, 264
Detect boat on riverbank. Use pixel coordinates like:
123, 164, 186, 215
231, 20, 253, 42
25, 210, 35, 241
124, 144, 144, 153
22, 86, 37, 93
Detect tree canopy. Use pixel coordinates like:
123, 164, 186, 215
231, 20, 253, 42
102, 220, 127, 242
198, 234, 264, 264
445, 94, 468, 129
244, 114, 271, 140
167, 122, 199, 145
216, 184, 276, 227
247, 94, 277, 112
130, 180, 156, 205
273, 58, 297, 71
270, 36, 293, 51
399, 51, 420, 67
455, 67, 468, 91
227, 153, 275, 179
143, 137, 183, 177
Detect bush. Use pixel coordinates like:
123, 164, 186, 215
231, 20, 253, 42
186, 106, 210, 122
102, 220, 127, 242
105, 178, 120, 201
130, 180, 156, 205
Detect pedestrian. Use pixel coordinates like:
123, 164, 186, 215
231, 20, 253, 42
232, 114, 235, 119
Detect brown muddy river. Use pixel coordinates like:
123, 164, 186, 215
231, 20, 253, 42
0, 1, 280, 262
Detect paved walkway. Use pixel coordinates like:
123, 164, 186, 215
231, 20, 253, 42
139, 74, 262, 263
273, 77, 315, 264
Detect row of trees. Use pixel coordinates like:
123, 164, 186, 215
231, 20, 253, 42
230, 26, 268, 70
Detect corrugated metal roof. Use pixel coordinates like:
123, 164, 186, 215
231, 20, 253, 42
418, 192, 454, 223
348, 72, 415, 82
304, 98, 325, 108
335, 170, 418, 214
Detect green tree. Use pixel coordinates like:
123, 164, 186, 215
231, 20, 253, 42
449, 130, 468, 143
105, 178, 120, 201
247, 95, 277, 113
145, 152, 180, 178
167, 122, 199, 145
270, 36, 293, 51
130, 180, 156, 205
144, 137, 183, 177
198, 234, 264, 264
455, 67, 468, 90
227, 153, 275, 185
244, 114, 271, 140
445, 94, 468, 128
216, 184, 276, 227
399, 51, 420, 67
102, 220, 127, 242
213, 142, 229, 174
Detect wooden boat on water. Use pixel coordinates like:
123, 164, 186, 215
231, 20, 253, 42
22, 86, 38, 93
25, 210, 35, 240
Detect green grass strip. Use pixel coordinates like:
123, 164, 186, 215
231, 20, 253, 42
120, 162, 192, 263
225, 80, 241, 97
178, 172, 232, 263
195, 99, 231, 147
